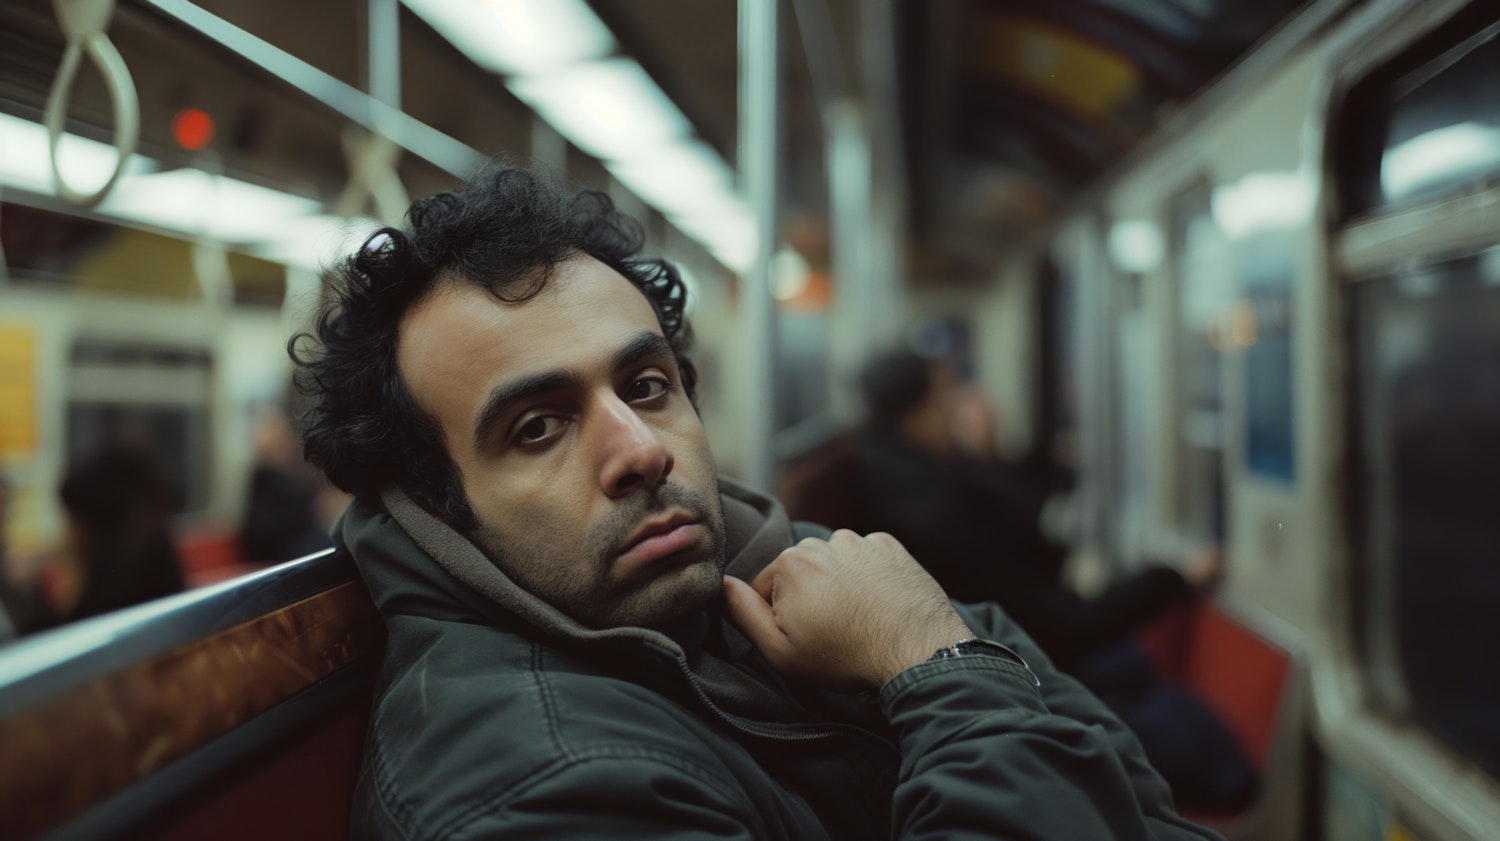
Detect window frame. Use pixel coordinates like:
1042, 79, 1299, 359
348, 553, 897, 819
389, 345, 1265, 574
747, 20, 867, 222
1318, 1, 1500, 837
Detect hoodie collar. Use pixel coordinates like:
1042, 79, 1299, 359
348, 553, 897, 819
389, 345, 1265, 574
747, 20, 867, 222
338, 477, 794, 658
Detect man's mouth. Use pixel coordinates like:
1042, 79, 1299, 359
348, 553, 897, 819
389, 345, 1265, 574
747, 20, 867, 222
614, 510, 704, 571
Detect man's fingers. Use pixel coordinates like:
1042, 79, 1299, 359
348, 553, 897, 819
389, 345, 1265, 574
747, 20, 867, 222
748, 562, 777, 602
722, 576, 794, 666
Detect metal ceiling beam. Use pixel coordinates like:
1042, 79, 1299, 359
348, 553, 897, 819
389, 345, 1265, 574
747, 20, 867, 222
134, 0, 485, 178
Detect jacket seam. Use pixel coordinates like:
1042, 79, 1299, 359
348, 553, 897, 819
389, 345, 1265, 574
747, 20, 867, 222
367, 724, 420, 837
439, 747, 750, 841
530, 642, 574, 760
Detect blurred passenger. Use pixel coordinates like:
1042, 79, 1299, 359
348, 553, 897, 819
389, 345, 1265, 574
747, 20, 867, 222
10, 446, 186, 633
786, 347, 1254, 812
291, 165, 1222, 840
795, 348, 1220, 667
238, 406, 333, 563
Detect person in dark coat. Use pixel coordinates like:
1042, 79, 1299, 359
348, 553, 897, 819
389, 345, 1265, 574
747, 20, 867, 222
290, 164, 1224, 839
39, 446, 185, 630
787, 348, 1254, 811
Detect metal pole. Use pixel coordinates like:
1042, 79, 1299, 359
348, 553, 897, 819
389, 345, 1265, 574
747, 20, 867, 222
862, 0, 906, 346
738, 0, 780, 493
367, 0, 401, 112
825, 100, 872, 425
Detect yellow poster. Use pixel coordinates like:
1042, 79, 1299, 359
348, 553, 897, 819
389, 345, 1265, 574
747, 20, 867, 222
0, 325, 37, 455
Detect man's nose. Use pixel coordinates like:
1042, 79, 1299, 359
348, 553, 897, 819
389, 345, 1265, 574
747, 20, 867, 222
596, 395, 673, 497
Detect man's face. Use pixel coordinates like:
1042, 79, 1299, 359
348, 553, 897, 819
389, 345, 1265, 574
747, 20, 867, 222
396, 256, 725, 628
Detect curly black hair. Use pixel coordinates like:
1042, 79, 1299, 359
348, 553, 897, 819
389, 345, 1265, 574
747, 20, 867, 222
290, 165, 695, 531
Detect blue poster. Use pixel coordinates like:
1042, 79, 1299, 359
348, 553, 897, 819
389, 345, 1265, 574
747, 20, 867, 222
1240, 238, 1296, 483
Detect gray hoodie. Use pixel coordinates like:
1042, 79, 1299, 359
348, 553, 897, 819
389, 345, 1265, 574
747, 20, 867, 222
341, 479, 1221, 840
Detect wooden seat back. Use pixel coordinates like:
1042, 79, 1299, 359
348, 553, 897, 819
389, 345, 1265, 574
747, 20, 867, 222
0, 549, 384, 841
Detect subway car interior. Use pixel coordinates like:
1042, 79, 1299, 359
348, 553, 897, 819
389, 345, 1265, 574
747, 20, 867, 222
0, 0, 1497, 838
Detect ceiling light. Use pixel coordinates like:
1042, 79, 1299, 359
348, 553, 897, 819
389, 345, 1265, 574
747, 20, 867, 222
245, 214, 381, 270
606, 140, 738, 218
508, 58, 691, 161
401, 0, 613, 75
0, 111, 153, 195
100, 169, 321, 243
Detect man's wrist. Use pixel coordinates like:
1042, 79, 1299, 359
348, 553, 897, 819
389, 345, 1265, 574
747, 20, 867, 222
927, 638, 1041, 687
876, 615, 977, 687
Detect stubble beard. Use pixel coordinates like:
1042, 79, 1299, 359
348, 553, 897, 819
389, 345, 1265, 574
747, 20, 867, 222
473, 481, 728, 629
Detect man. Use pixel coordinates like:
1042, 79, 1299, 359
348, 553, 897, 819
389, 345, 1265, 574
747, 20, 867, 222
790, 348, 1254, 811
293, 166, 1221, 840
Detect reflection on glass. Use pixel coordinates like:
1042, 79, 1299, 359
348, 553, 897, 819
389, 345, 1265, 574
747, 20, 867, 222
1368, 26, 1500, 209
1355, 248, 1500, 777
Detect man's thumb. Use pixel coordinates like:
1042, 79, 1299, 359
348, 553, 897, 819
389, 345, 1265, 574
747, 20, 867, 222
722, 575, 793, 667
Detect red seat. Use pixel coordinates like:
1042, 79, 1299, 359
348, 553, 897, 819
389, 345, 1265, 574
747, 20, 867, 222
1137, 600, 1304, 838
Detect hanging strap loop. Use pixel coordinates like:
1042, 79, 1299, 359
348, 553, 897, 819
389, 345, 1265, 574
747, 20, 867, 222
44, 0, 141, 206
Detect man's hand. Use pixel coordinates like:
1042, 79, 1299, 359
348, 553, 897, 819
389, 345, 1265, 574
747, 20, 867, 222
722, 530, 973, 691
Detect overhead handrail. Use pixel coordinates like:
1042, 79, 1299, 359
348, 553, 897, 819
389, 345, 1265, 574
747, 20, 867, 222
43, 0, 140, 207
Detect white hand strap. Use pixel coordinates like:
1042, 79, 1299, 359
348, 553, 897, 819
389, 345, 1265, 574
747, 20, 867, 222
44, 0, 140, 207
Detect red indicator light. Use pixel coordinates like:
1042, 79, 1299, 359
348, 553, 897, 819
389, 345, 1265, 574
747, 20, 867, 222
172, 108, 215, 151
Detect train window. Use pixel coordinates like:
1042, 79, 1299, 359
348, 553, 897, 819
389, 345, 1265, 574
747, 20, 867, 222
1168, 183, 1228, 540
67, 340, 214, 515
1346, 17, 1500, 214
1350, 247, 1500, 778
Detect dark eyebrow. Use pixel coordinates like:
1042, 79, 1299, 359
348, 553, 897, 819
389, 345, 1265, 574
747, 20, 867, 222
470, 331, 674, 451
610, 331, 675, 375
471, 371, 578, 451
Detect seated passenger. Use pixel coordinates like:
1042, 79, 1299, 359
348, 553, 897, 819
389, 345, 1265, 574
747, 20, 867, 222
5, 445, 185, 634
293, 165, 1223, 839
788, 348, 1255, 811
238, 406, 333, 564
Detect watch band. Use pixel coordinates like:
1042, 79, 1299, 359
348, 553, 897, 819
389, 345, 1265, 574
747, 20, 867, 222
929, 638, 1042, 687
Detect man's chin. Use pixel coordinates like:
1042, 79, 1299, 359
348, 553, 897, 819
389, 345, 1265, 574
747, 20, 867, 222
598, 559, 724, 629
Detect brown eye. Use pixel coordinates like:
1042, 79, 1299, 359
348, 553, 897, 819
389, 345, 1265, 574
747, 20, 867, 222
515, 415, 565, 445
626, 376, 669, 402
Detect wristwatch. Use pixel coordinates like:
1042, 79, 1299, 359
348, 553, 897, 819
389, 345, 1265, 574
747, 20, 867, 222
929, 638, 1042, 687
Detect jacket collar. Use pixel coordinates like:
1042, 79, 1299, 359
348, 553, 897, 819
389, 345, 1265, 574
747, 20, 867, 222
337, 477, 792, 660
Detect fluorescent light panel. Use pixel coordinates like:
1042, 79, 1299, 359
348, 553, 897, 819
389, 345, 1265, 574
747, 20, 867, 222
0, 111, 154, 194
508, 58, 691, 161
401, 0, 613, 75
0, 113, 344, 269
100, 169, 321, 243
606, 140, 736, 217
407, 2, 754, 272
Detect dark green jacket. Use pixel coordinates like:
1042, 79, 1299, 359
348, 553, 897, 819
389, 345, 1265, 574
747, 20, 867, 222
342, 480, 1221, 840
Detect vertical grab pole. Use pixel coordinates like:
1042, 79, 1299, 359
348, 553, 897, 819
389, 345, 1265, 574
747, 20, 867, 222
738, 0, 780, 493
367, 0, 400, 114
